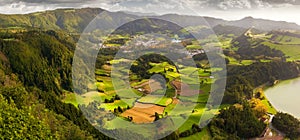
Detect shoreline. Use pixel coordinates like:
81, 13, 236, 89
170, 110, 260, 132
261, 76, 300, 118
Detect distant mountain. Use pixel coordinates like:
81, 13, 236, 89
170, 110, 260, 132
0, 8, 300, 33
212, 25, 247, 36
228, 16, 300, 31
155, 14, 227, 27
122, 11, 158, 16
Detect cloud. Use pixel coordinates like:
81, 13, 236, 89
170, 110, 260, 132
218, 0, 252, 10
108, 0, 198, 15
0, 0, 120, 14
201, 0, 278, 10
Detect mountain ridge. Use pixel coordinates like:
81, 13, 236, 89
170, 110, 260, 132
0, 7, 299, 33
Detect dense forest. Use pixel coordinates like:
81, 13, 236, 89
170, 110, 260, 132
209, 102, 266, 139
272, 112, 300, 139
0, 30, 112, 139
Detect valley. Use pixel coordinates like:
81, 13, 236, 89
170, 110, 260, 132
1, 7, 300, 140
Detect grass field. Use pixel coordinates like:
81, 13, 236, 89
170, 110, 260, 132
103, 116, 175, 139
62, 91, 117, 107
170, 103, 229, 133
148, 62, 173, 73
260, 59, 272, 63
176, 111, 205, 133
109, 58, 130, 64
120, 102, 165, 123
273, 35, 300, 45
240, 60, 254, 65
218, 36, 233, 49
103, 117, 156, 138
115, 88, 143, 98
179, 67, 198, 74
186, 45, 202, 50
262, 41, 300, 60
62, 93, 85, 107
179, 93, 209, 103
226, 56, 240, 65
260, 89, 277, 114
99, 100, 133, 111
137, 95, 172, 106
130, 79, 148, 87
95, 69, 110, 76
261, 99, 277, 114
180, 127, 211, 140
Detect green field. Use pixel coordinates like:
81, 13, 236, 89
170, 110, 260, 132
179, 93, 210, 103
186, 45, 202, 50
99, 100, 134, 111
261, 99, 277, 114
179, 127, 211, 140
103, 116, 175, 139
262, 41, 300, 60
69, 56, 226, 139
62, 93, 85, 107
137, 95, 172, 106
273, 35, 300, 45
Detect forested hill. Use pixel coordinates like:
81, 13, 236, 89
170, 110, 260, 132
0, 30, 74, 93
0, 30, 112, 139
0, 8, 105, 32
0, 8, 300, 33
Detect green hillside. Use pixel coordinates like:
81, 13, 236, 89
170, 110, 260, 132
0, 30, 111, 139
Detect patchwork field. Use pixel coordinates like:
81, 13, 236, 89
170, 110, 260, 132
171, 80, 203, 96
64, 55, 217, 139
121, 102, 165, 123
133, 79, 164, 94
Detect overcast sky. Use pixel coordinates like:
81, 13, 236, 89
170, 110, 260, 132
0, 0, 300, 24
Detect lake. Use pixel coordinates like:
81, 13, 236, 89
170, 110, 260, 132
265, 77, 300, 118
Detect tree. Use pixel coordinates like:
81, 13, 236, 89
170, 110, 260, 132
114, 95, 121, 100
191, 124, 201, 134
272, 112, 300, 139
255, 91, 263, 99
209, 102, 266, 138
117, 106, 123, 113
0, 94, 53, 139
154, 112, 160, 121
249, 98, 267, 118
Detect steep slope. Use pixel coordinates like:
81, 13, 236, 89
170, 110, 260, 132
0, 30, 112, 139
0, 30, 75, 93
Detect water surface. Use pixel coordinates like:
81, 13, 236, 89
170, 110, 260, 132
265, 77, 300, 118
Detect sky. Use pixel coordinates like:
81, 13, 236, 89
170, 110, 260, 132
0, 0, 300, 25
